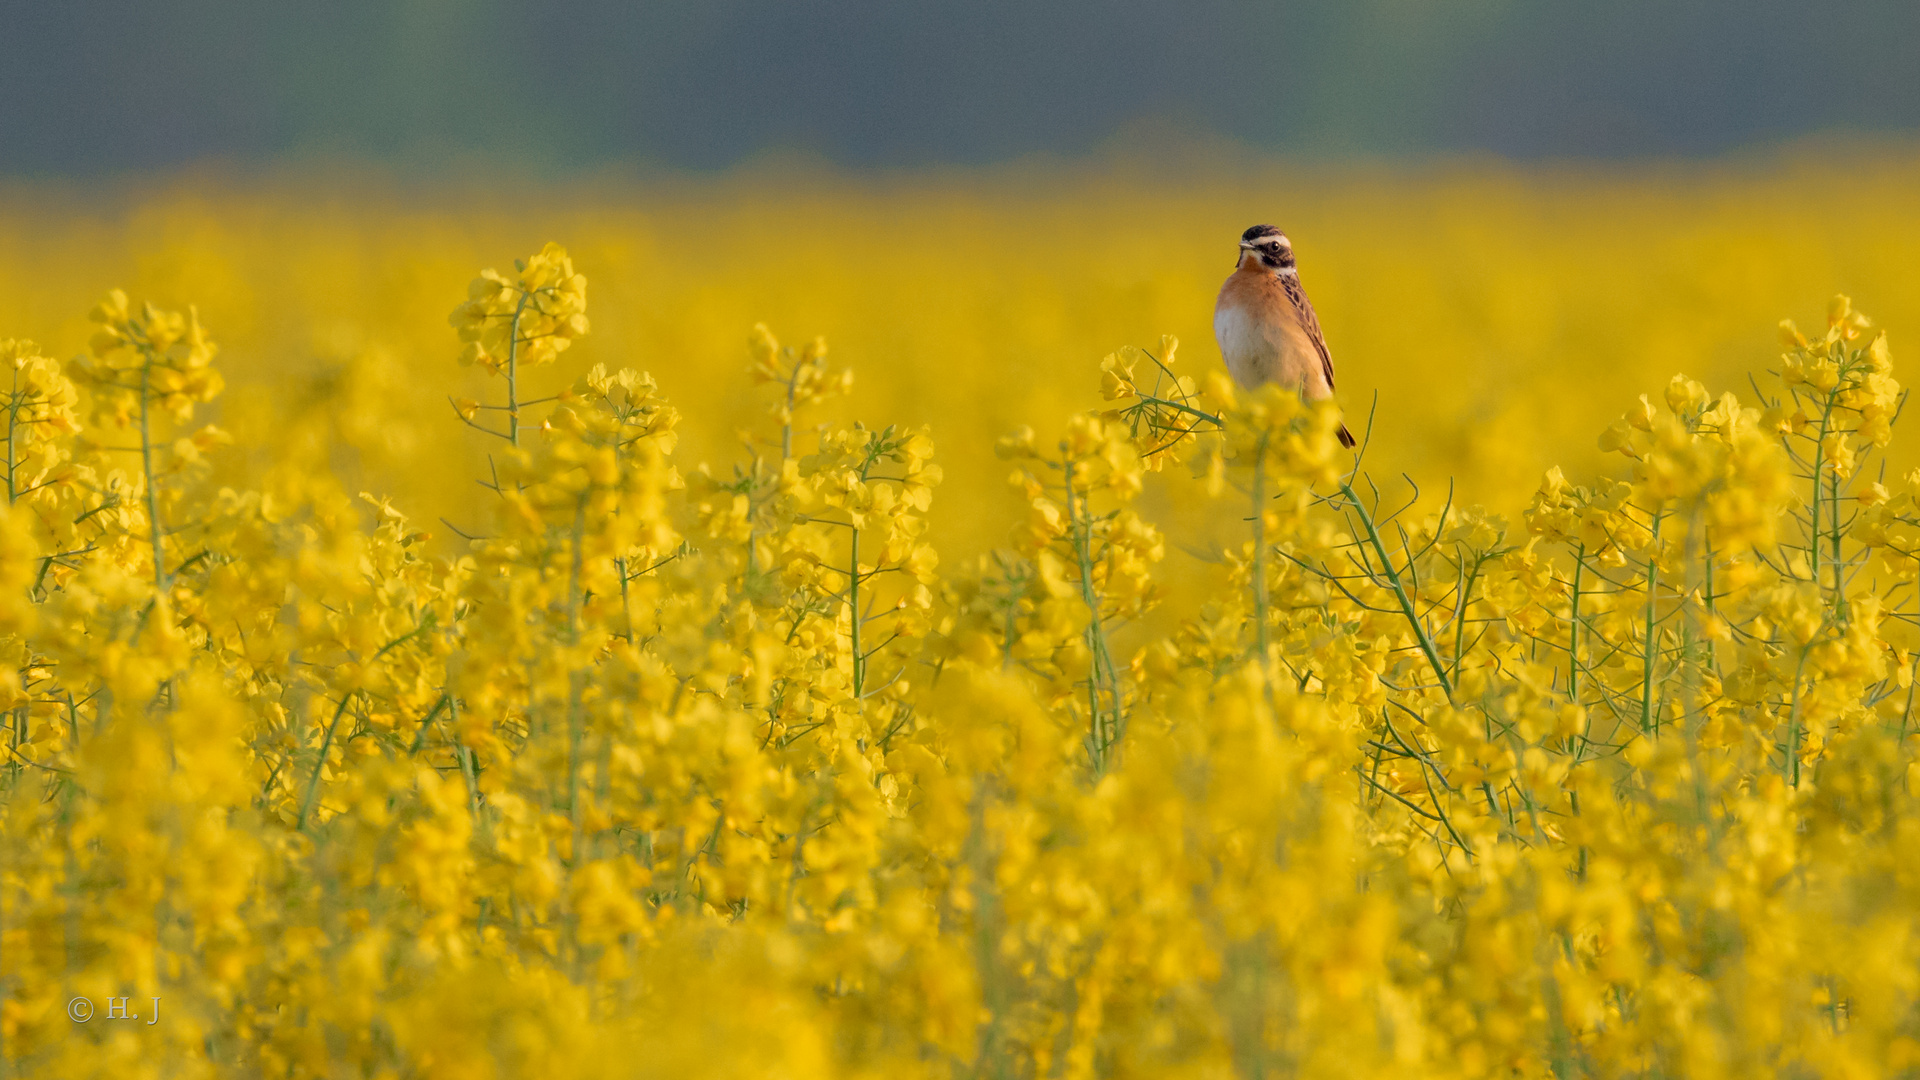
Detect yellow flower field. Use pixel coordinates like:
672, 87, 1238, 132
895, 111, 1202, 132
2, 154, 1920, 1077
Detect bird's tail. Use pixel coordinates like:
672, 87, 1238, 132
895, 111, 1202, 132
1336, 423, 1356, 449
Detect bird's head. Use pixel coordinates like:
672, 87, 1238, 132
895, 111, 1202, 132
1237, 224, 1295, 271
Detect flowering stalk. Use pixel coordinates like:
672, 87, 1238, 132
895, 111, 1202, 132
1062, 454, 1124, 769
136, 344, 166, 593
507, 289, 529, 446
1339, 480, 1454, 700
1640, 514, 1662, 735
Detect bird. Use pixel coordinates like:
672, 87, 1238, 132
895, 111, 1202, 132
1214, 224, 1356, 448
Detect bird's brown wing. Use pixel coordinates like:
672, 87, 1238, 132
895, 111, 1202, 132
1280, 274, 1336, 391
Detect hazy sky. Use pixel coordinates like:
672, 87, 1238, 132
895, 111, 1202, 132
3, 0, 1917, 175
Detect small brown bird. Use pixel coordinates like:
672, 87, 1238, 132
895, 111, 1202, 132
1214, 224, 1356, 448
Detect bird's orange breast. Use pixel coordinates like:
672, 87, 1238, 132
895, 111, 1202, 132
1215, 266, 1315, 391
1216, 265, 1284, 316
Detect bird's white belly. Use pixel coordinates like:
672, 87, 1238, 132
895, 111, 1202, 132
1214, 303, 1282, 389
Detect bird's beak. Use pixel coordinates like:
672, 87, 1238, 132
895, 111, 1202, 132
1238, 241, 1255, 251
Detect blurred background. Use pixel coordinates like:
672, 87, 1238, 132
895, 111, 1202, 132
2, 2, 1918, 564
4, 0, 1919, 171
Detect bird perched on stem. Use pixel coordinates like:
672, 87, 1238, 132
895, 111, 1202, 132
1214, 224, 1356, 448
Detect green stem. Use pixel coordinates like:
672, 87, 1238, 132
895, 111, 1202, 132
1786, 648, 1808, 785
138, 350, 166, 596
1131, 393, 1221, 427
507, 290, 530, 447
1065, 458, 1119, 769
567, 493, 586, 862
1451, 554, 1484, 685
1341, 482, 1452, 700
404, 694, 452, 755
1808, 387, 1838, 598
1703, 541, 1718, 674
849, 526, 863, 697
1830, 469, 1845, 621
5, 364, 18, 504
782, 362, 802, 461
1568, 545, 1584, 708
1641, 515, 1663, 735
450, 694, 481, 822
1809, 435, 1822, 586
616, 556, 634, 644
999, 568, 1019, 673
297, 692, 356, 830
